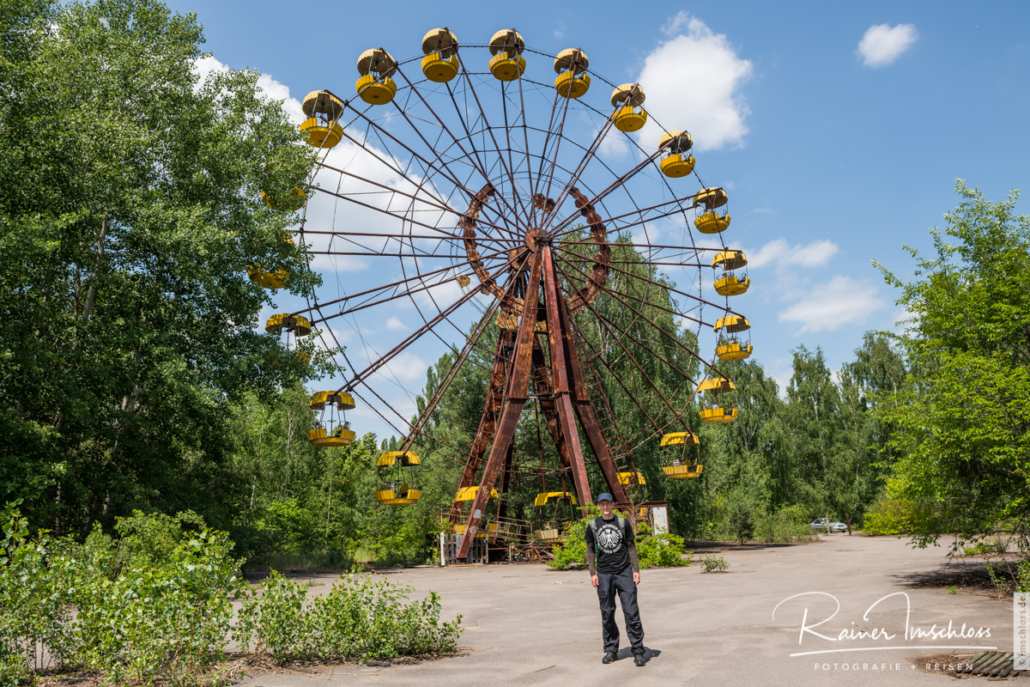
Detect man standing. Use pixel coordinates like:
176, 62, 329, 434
585, 493, 646, 666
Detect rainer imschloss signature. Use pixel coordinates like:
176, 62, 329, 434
772, 592, 995, 657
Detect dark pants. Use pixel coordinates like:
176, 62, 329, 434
596, 566, 644, 655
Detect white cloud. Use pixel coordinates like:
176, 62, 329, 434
747, 239, 839, 269
857, 24, 917, 68
597, 127, 630, 159
778, 276, 885, 334
384, 316, 407, 331
637, 13, 753, 152
368, 350, 428, 384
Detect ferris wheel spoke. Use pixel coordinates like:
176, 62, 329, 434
329, 126, 494, 239
331, 91, 502, 216
398, 267, 526, 454
593, 259, 743, 317
392, 62, 532, 232
556, 264, 701, 434
538, 104, 613, 230
335, 251, 521, 391
546, 147, 668, 237
553, 259, 705, 383
291, 245, 512, 318
314, 160, 512, 238
552, 199, 701, 243
561, 304, 664, 434
309, 308, 470, 465
455, 61, 533, 228
513, 74, 537, 227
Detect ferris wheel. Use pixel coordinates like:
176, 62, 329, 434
252, 28, 753, 558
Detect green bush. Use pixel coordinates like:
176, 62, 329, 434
701, 555, 729, 573
547, 507, 691, 570
754, 506, 818, 543
235, 570, 462, 662
545, 506, 599, 571
862, 499, 917, 535
635, 524, 691, 568
1, 507, 463, 683
0, 508, 241, 686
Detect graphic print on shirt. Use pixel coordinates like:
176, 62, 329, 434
596, 521, 624, 554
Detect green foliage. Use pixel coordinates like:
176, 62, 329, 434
235, 570, 462, 663
546, 506, 599, 571
753, 505, 817, 544
862, 498, 918, 536
0, 507, 241, 685
874, 182, 1030, 546
634, 524, 691, 568
0, 0, 327, 537
700, 555, 729, 573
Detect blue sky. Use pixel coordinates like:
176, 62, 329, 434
171, 0, 1030, 440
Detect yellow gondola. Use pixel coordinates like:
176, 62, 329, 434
533, 491, 578, 507
260, 187, 307, 211
299, 90, 344, 149
660, 430, 703, 479
266, 313, 312, 364
658, 131, 695, 178
697, 376, 738, 425
421, 28, 460, 82
694, 187, 730, 234
617, 471, 646, 486
248, 236, 294, 289
713, 249, 751, 297
554, 48, 590, 98
355, 49, 397, 105
611, 83, 647, 132
454, 486, 500, 501
307, 391, 356, 447
375, 451, 422, 505
488, 29, 526, 81
714, 314, 753, 361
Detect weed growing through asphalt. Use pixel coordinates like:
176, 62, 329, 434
701, 555, 729, 573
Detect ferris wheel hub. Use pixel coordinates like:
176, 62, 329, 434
524, 227, 550, 251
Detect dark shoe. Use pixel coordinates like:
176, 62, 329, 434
602, 652, 618, 664
634, 654, 647, 667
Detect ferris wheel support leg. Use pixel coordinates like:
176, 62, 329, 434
447, 328, 514, 525
457, 250, 544, 560
541, 247, 593, 509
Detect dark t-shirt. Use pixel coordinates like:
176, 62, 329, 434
585, 515, 635, 574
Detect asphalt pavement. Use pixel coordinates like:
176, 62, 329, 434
236, 535, 1016, 686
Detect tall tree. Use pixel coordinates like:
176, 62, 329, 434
875, 182, 1030, 546
0, 0, 324, 534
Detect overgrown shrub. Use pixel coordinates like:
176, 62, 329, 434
701, 555, 729, 573
0, 508, 240, 686
754, 506, 818, 543
862, 499, 917, 535
635, 524, 691, 568
547, 508, 691, 570
235, 570, 462, 662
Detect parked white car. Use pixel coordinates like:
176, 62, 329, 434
810, 518, 848, 533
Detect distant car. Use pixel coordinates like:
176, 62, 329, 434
810, 518, 848, 533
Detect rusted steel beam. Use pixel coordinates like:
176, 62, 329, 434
531, 333, 571, 469
541, 246, 592, 507
456, 249, 544, 559
447, 326, 515, 523
556, 293, 630, 506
